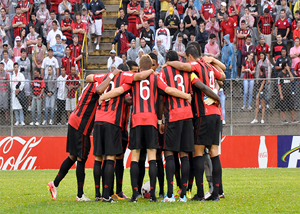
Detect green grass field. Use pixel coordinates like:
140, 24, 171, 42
1, 168, 299, 213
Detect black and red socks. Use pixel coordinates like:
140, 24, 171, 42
54, 156, 75, 187
76, 160, 86, 198
193, 156, 204, 198
115, 159, 124, 195
103, 160, 115, 199
211, 156, 222, 199
93, 160, 102, 198
165, 155, 175, 198
156, 158, 164, 196
148, 160, 157, 198
180, 156, 190, 198
130, 161, 139, 199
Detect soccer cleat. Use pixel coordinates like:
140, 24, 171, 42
186, 191, 192, 199
205, 192, 212, 199
118, 192, 129, 199
128, 197, 138, 203
251, 119, 258, 124
14, 121, 19, 126
161, 194, 175, 202
261, 120, 265, 124
48, 181, 58, 200
49, 119, 53, 125
35, 122, 40, 126
42, 120, 47, 125
247, 106, 252, 110
219, 193, 225, 199
30, 122, 34, 126
95, 197, 102, 201
150, 197, 158, 202
76, 194, 91, 201
178, 195, 187, 202
102, 196, 117, 203
191, 194, 205, 201
205, 195, 219, 201
136, 193, 142, 199
95, 44, 100, 50
159, 193, 164, 199
112, 194, 124, 200
174, 186, 182, 198
282, 120, 288, 124
241, 105, 246, 110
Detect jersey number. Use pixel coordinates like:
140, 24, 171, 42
174, 74, 185, 92
209, 71, 215, 90
103, 81, 115, 101
140, 80, 150, 100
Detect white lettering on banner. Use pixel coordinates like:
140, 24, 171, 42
258, 136, 268, 168
0, 137, 42, 170
288, 136, 300, 168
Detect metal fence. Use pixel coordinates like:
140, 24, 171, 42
0, 77, 300, 136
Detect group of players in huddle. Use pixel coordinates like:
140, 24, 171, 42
47, 41, 226, 203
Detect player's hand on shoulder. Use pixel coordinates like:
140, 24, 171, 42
187, 94, 192, 104
202, 56, 213, 64
112, 69, 122, 76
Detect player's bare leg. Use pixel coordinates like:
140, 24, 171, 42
147, 149, 157, 202
94, 155, 103, 201
102, 155, 117, 202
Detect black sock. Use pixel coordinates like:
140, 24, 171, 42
54, 156, 75, 187
115, 159, 124, 194
76, 160, 85, 198
174, 153, 181, 189
137, 159, 145, 194
103, 160, 115, 199
204, 154, 213, 193
180, 156, 190, 198
211, 156, 222, 198
187, 153, 194, 192
93, 160, 102, 198
156, 158, 164, 195
194, 156, 204, 198
165, 155, 175, 198
219, 168, 224, 194
101, 160, 107, 196
148, 160, 157, 198
130, 161, 139, 198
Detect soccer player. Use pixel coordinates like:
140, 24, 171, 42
93, 63, 155, 203
160, 50, 221, 202
165, 46, 226, 201
47, 68, 122, 201
99, 55, 192, 202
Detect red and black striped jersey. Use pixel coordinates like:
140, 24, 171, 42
121, 99, 131, 131
160, 66, 199, 122
144, 6, 155, 26
95, 72, 136, 127
32, 77, 45, 97
236, 29, 250, 50
70, 43, 82, 59
127, 2, 139, 23
272, 42, 286, 61
258, 15, 274, 35
122, 74, 168, 128
255, 43, 270, 61
66, 74, 80, 98
69, 82, 100, 136
190, 59, 222, 117
18, 0, 30, 23
61, 19, 73, 40
243, 60, 256, 79
61, 56, 76, 75
71, 21, 86, 42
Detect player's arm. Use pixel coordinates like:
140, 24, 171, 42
96, 69, 122, 94
164, 87, 192, 103
86, 74, 95, 82
193, 80, 220, 104
133, 69, 154, 81
165, 61, 192, 72
100, 86, 125, 101
202, 56, 226, 72
157, 95, 164, 134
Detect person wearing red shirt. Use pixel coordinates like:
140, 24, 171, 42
143, 0, 155, 36
236, 20, 250, 77
257, 8, 274, 48
220, 14, 237, 46
61, 46, 75, 75
19, 0, 30, 23
293, 19, 300, 41
275, 9, 290, 45
165, 46, 226, 201
127, 0, 140, 37
72, 12, 86, 45
69, 35, 82, 76
12, 5, 26, 40
228, 0, 240, 24
291, 10, 299, 33
50, 0, 61, 14
61, 10, 73, 45
255, 35, 270, 63
112, 23, 135, 56
200, 0, 215, 23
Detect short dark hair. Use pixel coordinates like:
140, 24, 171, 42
119, 7, 124, 11
64, 9, 70, 14
177, 33, 183, 38
29, 24, 34, 29
1, 8, 6, 12
126, 60, 138, 70
31, 12, 36, 17
280, 9, 286, 13
52, 20, 58, 25
34, 68, 41, 73
2, 50, 8, 54
149, 52, 157, 63
61, 66, 66, 70
282, 61, 287, 69
264, 8, 270, 13
3, 44, 7, 47
38, 35, 43, 39
246, 35, 252, 39
14, 62, 18, 66
241, 20, 246, 24
281, 47, 287, 52
65, 46, 71, 50
209, 34, 216, 39
75, 12, 81, 16
21, 48, 26, 53
295, 37, 300, 41
187, 42, 201, 56
56, 34, 61, 38
169, 1, 175, 5
166, 50, 179, 62
185, 46, 199, 59
296, 10, 300, 14
117, 63, 130, 71
0, 62, 4, 66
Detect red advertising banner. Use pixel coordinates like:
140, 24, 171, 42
219, 135, 278, 168
0, 136, 278, 170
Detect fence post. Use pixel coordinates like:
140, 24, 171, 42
10, 80, 13, 136
230, 78, 233, 136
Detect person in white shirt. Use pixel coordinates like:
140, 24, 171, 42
56, 67, 68, 125
41, 47, 59, 78
1, 50, 13, 76
47, 20, 63, 49
11, 62, 25, 126
155, 19, 171, 51
107, 49, 122, 70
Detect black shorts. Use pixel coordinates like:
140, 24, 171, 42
164, 119, 194, 153
93, 122, 123, 156
129, 125, 159, 150
66, 124, 91, 160
280, 95, 294, 111
121, 130, 129, 154
194, 115, 222, 146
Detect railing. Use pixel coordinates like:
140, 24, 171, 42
1, 77, 300, 136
